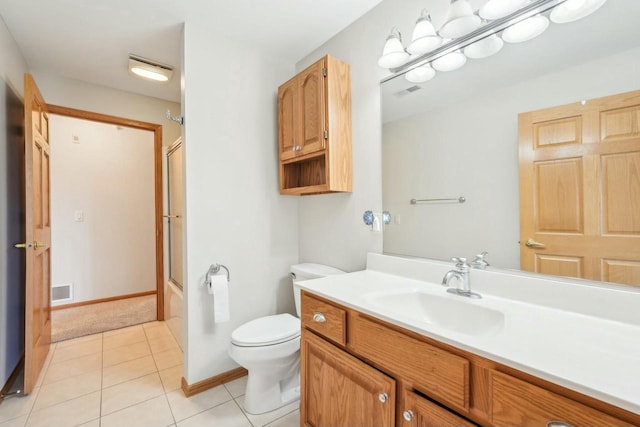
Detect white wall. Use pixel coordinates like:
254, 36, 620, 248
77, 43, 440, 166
49, 115, 156, 304
383, 47, 640, 269
30, 72, 182, 147
0, 15, 28, 99
294, 1, 411, 272
182, 22, 299, 384
0, 15, 28, 387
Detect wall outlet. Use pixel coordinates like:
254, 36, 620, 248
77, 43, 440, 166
72, 135, 80, 144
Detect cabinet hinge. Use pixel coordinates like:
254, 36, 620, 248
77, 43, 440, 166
322, 67, 327, 77
324, 130, 328, 139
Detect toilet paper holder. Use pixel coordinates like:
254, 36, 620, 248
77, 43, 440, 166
207, 263, 230, 284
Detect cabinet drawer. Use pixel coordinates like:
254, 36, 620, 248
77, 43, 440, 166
350, 314, 470, 411
301, 292, 346, 345
491, 372, 633, 427
401, 390, 477, 427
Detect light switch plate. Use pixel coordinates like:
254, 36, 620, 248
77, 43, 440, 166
74, 210, 84, 222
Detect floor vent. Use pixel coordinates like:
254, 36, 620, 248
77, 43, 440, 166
52, 284, 73, 303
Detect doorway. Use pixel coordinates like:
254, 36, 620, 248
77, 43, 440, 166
47, 105, 165, 341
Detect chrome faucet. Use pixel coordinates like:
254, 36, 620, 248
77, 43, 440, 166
442, 257, 481, 299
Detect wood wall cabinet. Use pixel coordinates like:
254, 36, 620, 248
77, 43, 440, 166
300, 291, 640, 427
277, 55, 352, 195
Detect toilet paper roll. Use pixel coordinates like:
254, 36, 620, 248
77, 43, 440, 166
208, 275, 230, 323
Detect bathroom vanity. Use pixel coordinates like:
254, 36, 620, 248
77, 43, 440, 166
298, 254, 640, 427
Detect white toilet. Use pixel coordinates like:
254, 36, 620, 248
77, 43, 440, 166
228, 263, 344, 415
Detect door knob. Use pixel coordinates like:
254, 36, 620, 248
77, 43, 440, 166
402, 410, 414, 421
378, 392, 389, 403
14, 242, 42, 250
525, 238, 546, 248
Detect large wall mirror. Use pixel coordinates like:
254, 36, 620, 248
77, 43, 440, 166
381, 0, 640, 286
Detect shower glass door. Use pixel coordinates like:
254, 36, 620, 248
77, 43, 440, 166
166, 139, 183, 289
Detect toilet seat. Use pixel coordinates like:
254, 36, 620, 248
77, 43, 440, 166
231, 313, 300, 347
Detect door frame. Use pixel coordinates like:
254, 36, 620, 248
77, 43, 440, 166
47, 104, 165, 320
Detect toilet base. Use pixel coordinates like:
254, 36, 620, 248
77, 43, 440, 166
242, 361, 300, 415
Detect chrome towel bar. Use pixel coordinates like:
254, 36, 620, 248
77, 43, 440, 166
411, 196, 466, 204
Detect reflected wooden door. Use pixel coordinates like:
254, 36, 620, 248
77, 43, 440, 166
519, 90, 640, 285
23, 74, 52, 393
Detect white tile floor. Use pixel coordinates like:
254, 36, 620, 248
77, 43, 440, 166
0, 322, 299, 427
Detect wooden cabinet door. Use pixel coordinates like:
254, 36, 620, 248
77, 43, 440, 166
297, 60, 326, 157
519, 90, 640, 285
278, 77, 298, 161
401, 390, 476, 427
301, 331, 395, 427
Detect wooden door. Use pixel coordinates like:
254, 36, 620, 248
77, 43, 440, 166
301, 330, 395, 427
519, 90, 640, 285
278, 77, 298, 161
400, 390, 476, 427
298, 59, 326, 156
23, 74, 52, 393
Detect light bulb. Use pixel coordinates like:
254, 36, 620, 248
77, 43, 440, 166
566, 0, 587, 11
550, 0, 608, 24
502, 15, 549, 43
432, 51, 467, 72
378, 28, 409, 69
405, 65, 436, 83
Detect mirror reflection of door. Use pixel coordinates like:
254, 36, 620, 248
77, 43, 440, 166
519, 90, 640, 286
167, 139, 183, 289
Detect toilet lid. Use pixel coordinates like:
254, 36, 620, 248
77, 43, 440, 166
231, 313, 300, 346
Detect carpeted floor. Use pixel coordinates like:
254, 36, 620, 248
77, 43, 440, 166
51, 294, 157, 342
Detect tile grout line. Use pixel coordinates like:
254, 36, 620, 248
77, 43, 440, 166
99, 332, 104, 427
262, 407, 299, 427
144, 322, 178, 426
232, 397, 256, 427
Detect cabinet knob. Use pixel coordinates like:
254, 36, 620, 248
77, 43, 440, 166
402, 410, 414, 421
378, 392, 389, 403
312, 312, 326, 323
547, 422, 575, 427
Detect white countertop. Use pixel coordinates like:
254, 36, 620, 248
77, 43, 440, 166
298, 259, 640, 415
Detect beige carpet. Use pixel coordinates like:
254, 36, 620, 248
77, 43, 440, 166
51, 295, 157, 342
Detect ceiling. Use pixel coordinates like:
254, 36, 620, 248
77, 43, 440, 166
0, 0, 383, 103
381, 0, 640, 123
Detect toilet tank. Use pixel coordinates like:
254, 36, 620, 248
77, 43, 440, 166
291, 263, 345, 316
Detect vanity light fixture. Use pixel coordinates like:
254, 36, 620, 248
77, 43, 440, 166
377, 27, 410, 68
408, 10, 442, 55
379, 0, 610, 86
439, 0, 482, 39
502, 15, 550, 43
128, 54, 173, 82
550, 0, 607, 23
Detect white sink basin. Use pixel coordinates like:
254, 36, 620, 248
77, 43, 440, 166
366, 290, 505, 336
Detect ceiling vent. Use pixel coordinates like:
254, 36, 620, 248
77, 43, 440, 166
394, 85, 423, 97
